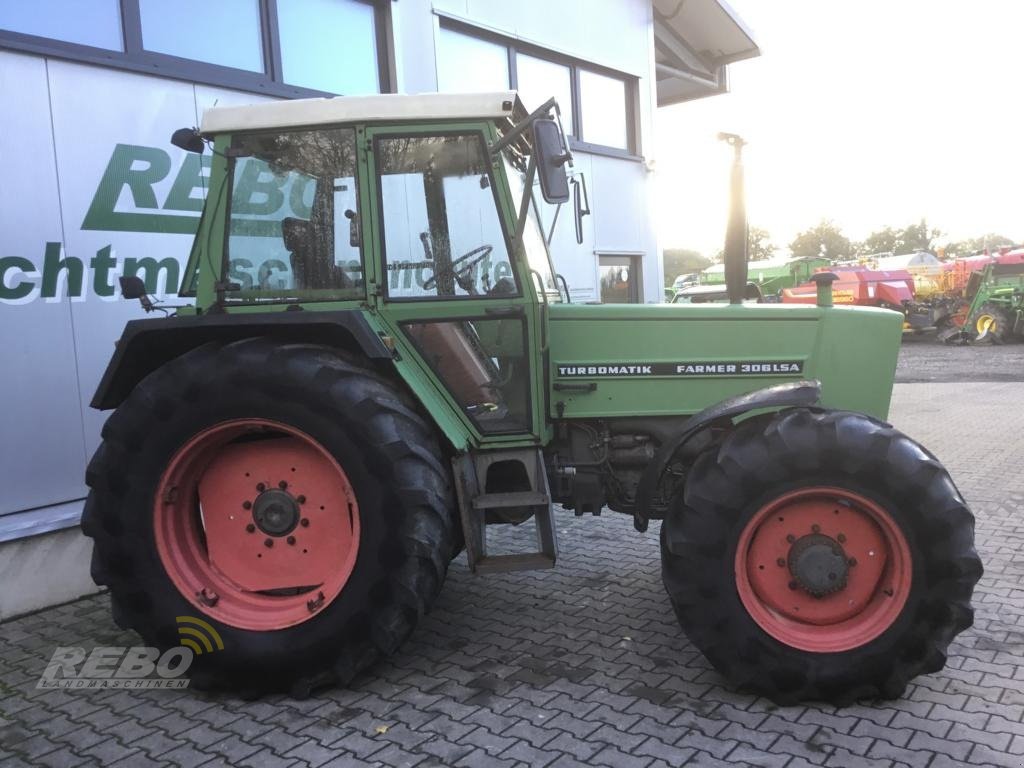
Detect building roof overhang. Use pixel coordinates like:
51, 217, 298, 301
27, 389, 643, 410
653, 0, 760, 106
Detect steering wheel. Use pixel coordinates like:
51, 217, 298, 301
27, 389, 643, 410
423, 245, 493, 292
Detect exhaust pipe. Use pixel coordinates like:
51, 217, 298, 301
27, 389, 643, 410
718, 133, 748, 305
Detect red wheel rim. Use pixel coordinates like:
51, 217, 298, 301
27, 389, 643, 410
154, 419, 360, 630
734, 487, 911, 653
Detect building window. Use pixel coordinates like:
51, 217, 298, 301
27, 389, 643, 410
436, 19, 637, 156
599, 254, 642, 303
278, 0, 381, 95
0, 0, 390, 99
436, 27, 509, 92
0, 0, 123, 51
139, 0, 264, 72
515, 53, 574, 136
579, 70, 629, 151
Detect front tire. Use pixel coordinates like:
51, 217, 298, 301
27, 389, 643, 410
972, 302, 1013, 343
661, 408, 982, 704
82, 339, 455, 695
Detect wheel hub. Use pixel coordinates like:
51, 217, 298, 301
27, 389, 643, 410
252, 489, 300, 536
788, 533, 849, 597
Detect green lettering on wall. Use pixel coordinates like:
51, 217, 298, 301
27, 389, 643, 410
82, 144, 198, 234
40, 242, 84, 299
0, 256, 38, 301
90, 245, 119, 298
163, 154, 212, 213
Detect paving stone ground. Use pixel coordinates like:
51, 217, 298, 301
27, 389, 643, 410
2, 382, 1023, 768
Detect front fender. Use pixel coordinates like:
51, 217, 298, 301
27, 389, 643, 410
633, 379, 822, 531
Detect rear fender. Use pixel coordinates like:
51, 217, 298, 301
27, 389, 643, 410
91, 311, 390, 410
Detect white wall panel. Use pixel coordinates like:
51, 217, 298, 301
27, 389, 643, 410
0, 51, 89, 514
45, 62, 213, 454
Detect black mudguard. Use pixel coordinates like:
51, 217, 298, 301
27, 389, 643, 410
91, 310, 390, 410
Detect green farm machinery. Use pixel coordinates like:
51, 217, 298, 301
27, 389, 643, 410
964, 262, 1024, 342
700, 255, 829, 299
84, 93, 981, 704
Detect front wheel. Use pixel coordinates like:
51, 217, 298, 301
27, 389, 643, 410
83, 339, 455, 696
972, 302, 1013, 343
661, 408, 982, 704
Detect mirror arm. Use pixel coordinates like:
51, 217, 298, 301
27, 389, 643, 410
545, 202, 562, 247
489, 97, 560, 157
515, 153, 538, 244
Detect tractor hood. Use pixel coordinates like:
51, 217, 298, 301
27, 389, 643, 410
546, 301, 902, 422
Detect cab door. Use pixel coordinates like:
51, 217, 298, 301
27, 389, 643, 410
363, 123, 546, 447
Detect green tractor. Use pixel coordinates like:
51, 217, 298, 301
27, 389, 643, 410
965, 261, 1024, 342
84, 93, 981, 704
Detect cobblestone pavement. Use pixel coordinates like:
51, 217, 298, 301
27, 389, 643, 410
1, 382, 1023, 768
896, 338, 1024, 384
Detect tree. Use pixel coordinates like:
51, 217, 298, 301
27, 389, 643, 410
662, 248, 711, 285
858, 219, 943, 257
788, 220, 852, 261
944, 233, 1016, 257
749, 226, 776, 261
859, 226, 900, 256
897, 219, 941, 254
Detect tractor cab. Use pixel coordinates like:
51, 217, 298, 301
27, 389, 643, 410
168, 92, 577, 443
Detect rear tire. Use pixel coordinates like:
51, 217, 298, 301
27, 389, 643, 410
661, 408, 981, 704
82, 339, 455, 695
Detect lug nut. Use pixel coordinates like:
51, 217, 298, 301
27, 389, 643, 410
811, 524, 821, 533
264, 538, 274, 548
242, 500, 252, 510
300, 518, 310, 527
786, 534, 796, 543
256, 482, 266, 492
788, 581, 799, 590
279, 480, 288, 490
837, 533, 846, 543
848, 557, 857, 567
287, 536, 296, 545
297, 495, 306, 504
776, 558, 786, 567
246, 523, 256, 533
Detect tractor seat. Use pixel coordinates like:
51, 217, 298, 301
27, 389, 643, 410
281, 216, 350, 290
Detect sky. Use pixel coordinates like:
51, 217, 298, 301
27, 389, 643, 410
653, 0, 1024, 257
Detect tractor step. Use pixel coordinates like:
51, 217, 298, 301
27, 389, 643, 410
472, 492, 549, 509
452, 448, 558, 575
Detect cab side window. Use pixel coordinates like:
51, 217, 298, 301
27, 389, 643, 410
226, 127, 363, 298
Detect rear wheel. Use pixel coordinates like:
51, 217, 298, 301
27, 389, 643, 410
661, 408, 981, 704
83, 339, 455, 695
972, 302, 1013, 343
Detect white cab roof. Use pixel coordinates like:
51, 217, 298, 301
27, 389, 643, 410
201, 91, 521, 134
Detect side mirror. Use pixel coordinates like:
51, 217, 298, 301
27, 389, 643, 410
344, 209, 360, 248
120, 275, 147, 299
533, 118, 570, 204
572, 174, 591, 245
119, 275, 156, 312
171, 127, 205, 154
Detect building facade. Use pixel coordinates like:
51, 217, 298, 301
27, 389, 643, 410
0, 0, 756, 618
